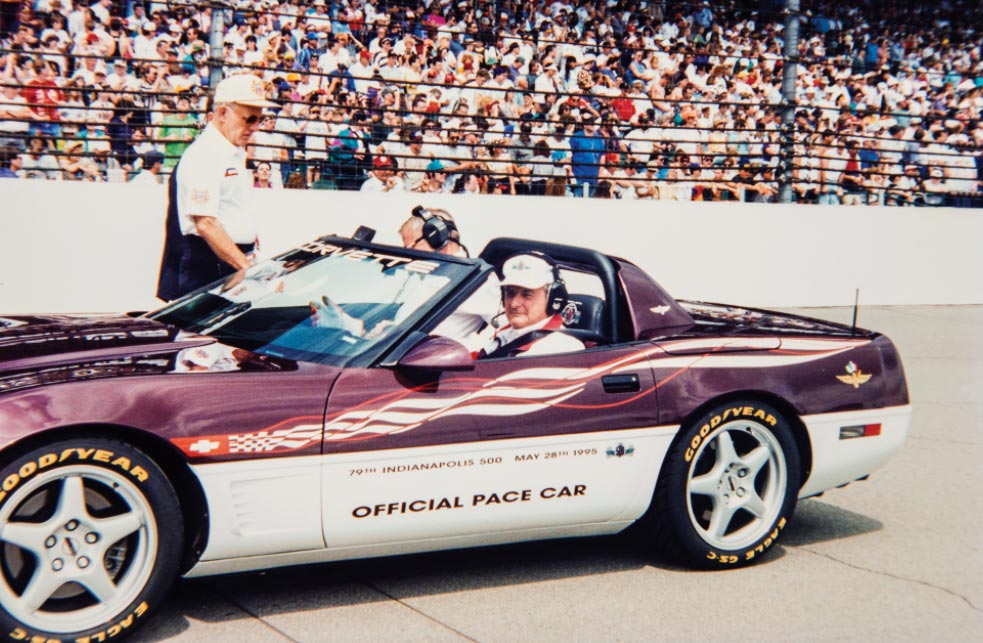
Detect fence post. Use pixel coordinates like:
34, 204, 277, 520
208, 1, 227, 90
778, 0, 801, 204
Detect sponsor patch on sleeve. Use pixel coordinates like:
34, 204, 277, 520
190, 188, 211, 204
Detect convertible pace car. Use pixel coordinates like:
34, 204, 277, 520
0, 234, 909, 642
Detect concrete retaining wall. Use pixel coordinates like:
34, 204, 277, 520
1, 181, 980, 313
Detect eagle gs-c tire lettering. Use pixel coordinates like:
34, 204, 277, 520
0, 438, 182, 642
648, 401, 800, 568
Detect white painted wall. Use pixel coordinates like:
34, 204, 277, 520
1, 180, 981, 314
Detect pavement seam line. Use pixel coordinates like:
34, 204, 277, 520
218, 592, 303, 643
793, 546, 983, 613
363, 581, 481, 643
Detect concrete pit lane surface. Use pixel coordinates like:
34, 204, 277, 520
131, 306, 982, 643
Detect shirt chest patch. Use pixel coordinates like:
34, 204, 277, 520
224, 168, 239, 177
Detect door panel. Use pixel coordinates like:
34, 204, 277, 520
322, 344, 663, 546
321, 426, 675, 548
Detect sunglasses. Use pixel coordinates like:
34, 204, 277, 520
230, 106, 262, 125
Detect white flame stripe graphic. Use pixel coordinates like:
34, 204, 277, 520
777, 337, 870, 351
237, 336, 872, 447
323, 384, 587, 430
325, 382, 587, 436
652, 336, 869, 355
432, 390, 584, 419
494, 367, 587, 383
655, 337, 781, 352
494, 346, 665, 384
640, 347, 858, 370
325, 422, 418, 440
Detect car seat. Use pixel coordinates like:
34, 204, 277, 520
560, 295, 608, 347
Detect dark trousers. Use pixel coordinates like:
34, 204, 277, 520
176, 235, 254, 298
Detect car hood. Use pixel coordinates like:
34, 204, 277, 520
0, 313, 179, 362
0, 313, 288, 395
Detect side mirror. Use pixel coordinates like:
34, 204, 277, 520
397, 336, 474, 372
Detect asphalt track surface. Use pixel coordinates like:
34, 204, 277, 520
131, 306, 983, 643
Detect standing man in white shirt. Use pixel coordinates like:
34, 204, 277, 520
156, 74, 275, 301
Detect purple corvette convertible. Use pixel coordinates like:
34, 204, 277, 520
0, 234, 910, 642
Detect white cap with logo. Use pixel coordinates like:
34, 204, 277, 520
500, 254, 555, 290
213, 74, 276, 107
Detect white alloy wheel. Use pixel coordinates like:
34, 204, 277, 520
685, 419, 788, 551
0, 438, 182, 641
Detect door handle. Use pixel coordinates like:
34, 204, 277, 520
602, 374, 640, 394
481, 429, 516, 439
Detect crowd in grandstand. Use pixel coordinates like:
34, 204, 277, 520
0, 0, 981, 206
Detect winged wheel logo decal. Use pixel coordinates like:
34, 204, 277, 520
836, 361, 872, 389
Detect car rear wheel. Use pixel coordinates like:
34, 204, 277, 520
646, 400, 800, 568
0, 437, 182, 641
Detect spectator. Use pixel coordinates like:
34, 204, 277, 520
0, 79, 34, 149
247, 111, 286, 188
544, 122, 572, 197
130, 150, 165, 185
253, 161, 275, 188
108, 97, 139, 171
361, 154, 404, 192
509, 120, 535, 194
630, 160, 663, 199
0, 144, 19, 177
59, 139, 101, 181
398, 128, 432, 191
21, 59, 64, 138
922, 167, 951, 206
483, 138, 514, 195
328, 110, 369, 190
569, 115, 605, 196
19, 135, 60, 179
418, 159, 450, 193
528, 139, 552, 196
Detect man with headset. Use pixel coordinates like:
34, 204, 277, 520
479, 253, 585, 359
390, 206, 499, 351
398, 206, 468, 257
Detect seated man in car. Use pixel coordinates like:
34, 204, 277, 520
478, 253, 585, 359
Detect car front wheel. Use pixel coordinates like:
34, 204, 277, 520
647, 400, 801, 568
0, 437, 182, 642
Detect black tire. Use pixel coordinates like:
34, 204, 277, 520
645, 400, 800, 568
0, 437, 183, 642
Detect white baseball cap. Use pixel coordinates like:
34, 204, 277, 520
213, 74, 276, 107
500, 254, 555, 290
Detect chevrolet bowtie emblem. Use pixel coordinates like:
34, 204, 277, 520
836, 361, 872, 389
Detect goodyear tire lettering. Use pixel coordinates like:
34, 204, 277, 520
0, 440, 176, 643
8, 628, 59, 642
706, 552, 738, 564
684, 404, 781, 462
72, 601, 149, 643
0, 451, 151, 508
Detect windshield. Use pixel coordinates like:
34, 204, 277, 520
150, 239, 474, 366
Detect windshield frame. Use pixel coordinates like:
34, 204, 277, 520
148, 236, 485, 369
